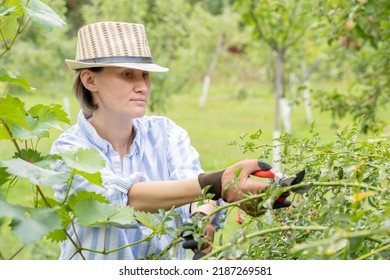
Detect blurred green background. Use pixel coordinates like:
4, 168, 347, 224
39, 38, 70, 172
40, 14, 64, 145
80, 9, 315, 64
1, 0, 388, 259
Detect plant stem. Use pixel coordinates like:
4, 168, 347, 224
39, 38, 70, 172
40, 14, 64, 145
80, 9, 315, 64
203, 225, 326, 259
0, 118, 21, 153
312, 182, 382, 192
356, 242, 390, 260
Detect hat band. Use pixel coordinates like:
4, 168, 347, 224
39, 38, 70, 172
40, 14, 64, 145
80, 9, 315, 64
79, 56, 154, 64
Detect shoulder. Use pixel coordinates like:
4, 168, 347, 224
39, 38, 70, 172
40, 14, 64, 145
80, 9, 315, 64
51, 123, 89, 153
135, 115, 185, 133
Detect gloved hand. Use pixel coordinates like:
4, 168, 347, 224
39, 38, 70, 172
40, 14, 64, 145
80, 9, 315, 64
181, 213, 214, 260
198, 160, 271, 216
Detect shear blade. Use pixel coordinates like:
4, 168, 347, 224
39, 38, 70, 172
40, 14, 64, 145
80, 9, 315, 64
291, 170, 305, 185
290, 170, 312, 193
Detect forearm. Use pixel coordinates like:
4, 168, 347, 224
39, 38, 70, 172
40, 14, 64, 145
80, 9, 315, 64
127, 178, 202, 212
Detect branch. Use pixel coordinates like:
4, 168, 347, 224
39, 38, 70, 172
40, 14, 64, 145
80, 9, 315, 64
356, 242, 390, 260
202, 225, 326, 259
248, 0, 278, 50
0, 118, 21, 153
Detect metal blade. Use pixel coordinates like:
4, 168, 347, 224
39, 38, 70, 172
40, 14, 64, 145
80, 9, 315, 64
291, 170, 305, 185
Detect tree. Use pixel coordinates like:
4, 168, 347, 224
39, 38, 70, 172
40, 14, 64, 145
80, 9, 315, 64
313, 0, 390, 133
233, 0, 322, 167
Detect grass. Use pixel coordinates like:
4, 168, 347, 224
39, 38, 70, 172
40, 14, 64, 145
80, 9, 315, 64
0, 79, 388, 259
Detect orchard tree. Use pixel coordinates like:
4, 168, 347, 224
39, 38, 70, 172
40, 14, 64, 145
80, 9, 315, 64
233, 0, 322, 167
314, 0, 390, 133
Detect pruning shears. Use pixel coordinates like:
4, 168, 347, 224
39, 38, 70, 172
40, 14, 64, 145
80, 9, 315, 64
252, 163, 310, 208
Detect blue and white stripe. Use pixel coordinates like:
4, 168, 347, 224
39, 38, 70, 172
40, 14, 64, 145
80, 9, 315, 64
51, 110, 223, 260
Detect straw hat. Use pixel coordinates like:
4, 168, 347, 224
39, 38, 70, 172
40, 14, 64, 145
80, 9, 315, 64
65, 22, 169, 72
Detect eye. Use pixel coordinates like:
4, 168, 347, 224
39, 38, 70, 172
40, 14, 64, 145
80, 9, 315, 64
142, 72, 150, 79
121, 71, 134, 78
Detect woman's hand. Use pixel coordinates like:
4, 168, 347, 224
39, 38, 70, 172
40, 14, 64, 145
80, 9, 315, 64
221, 159, 270, 215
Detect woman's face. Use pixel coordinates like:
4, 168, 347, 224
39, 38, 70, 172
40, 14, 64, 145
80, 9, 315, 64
84, 67, 151, 120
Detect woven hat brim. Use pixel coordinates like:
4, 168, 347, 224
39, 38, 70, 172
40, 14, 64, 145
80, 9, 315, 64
65, 59, 169, 72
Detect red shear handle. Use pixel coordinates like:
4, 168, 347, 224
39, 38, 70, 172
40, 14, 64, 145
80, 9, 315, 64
252, 170, 276, 179
252, 169, 291, 208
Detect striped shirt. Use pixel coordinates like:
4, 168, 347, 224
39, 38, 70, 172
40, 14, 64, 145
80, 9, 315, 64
51, 110, 223, 260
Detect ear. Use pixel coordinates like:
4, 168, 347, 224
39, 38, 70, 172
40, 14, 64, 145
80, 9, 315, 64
79, 69, 98, 92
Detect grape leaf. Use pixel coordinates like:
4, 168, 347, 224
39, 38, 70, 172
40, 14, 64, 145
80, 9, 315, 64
59, 148, 105, 186
134, 211, 159, 233
0, 5, 23, 42
1, 158, 71, 187
73, 199, 136, 228
0, 68, 35, 92
59, 148, 105, 174
46, 228, 67, 243
0, 167, 11, 186
0, 198, 61, 245
68, 190, 110, 209
23, 0, 65, 28
12, 104, 70, 140
13, 149, 58, 168
28, 103, 71, 128
0, 95, 28, 128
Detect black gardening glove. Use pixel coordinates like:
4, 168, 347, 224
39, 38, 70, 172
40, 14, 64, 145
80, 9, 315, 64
181, 213, 214, 260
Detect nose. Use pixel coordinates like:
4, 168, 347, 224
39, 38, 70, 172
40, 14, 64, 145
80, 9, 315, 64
134, 75, 150, 94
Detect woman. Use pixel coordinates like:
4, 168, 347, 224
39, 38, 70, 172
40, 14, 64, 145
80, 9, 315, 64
51, 21, 270, 260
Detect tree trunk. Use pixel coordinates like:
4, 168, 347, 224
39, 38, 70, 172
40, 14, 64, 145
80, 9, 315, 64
301, 61, 313, 124
199, 35, 225, 108
273, 49, 285, 169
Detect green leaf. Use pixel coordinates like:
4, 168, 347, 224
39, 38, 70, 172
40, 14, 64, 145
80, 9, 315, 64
68, 190, 109, 209
74, 169, 102, 187
13, 149, 58, 168
134, 211, 159, 233
73, 199, 115, 227
59, 148, 105, 187
12, 104, 70, 140
0, 198, 61, 245
12, 115, 49, 139
1, 158, 71, 187
0, 122, 11, 141
28, 103, 71, 128
0, 5, 23, 42
73, 199, 136, 228
0, 68, 35, 92
0, 95, 28, 128
108, 207, 136, 228
46, 228, 67, 243
0, 167, 11, 186
23, 0, 65, 28
59, 148, 105, 174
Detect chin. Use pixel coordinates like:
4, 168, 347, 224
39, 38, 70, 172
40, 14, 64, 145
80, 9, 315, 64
130, 109, 146, 118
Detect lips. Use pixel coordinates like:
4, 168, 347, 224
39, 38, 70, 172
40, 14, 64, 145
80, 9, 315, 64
130, 98, 147, 103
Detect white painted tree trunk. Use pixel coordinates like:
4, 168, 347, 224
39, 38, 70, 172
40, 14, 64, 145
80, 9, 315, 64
272, 129, 281, 170
280, 97, 292, 133
273, 50, 284, 170
199, 75, 211, 108
63, 95, 71, 121
198, 35, 225, 108
303, 81, 313, 124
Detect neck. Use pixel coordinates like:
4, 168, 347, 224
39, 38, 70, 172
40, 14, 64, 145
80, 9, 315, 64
89, 112, 135, 157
